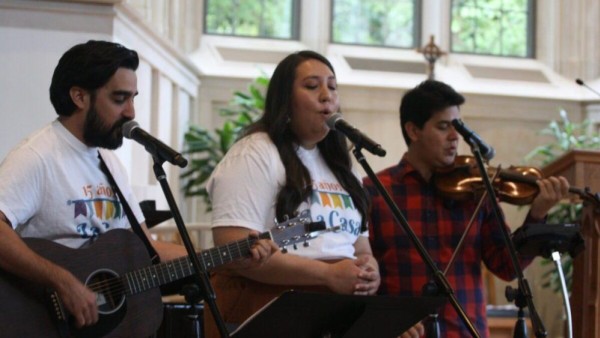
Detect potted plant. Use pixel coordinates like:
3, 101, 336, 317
180, 75, 269, 211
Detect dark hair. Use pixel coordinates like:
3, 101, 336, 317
49, 40, 139, 116
399, 80, 465, 145
244, 50, 369, 230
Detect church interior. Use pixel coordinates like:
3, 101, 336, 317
1, 1, 599, 337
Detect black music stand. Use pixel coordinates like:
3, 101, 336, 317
511, 223, 584, 338
512, 223, 584, 259
231, 291, 446, 338
139, 200, 173, 228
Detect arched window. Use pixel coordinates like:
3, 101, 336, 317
451, 0, 534, 57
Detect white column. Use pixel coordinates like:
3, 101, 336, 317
300, 0, 330, 53
421, 0, 449, 46
537, 0, 600, 81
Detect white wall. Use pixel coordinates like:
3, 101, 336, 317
0, 1, 113, 160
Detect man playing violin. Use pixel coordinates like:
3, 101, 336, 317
363, 80, 569, 338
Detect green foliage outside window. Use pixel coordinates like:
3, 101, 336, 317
204, 0, 532, 58
451, 0, 532, 57
204, 0, 297, 39
331, 0, 418, 48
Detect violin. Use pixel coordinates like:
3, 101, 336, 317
433, 155, 597, 206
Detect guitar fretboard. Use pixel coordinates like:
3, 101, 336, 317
123, 236, 262, 295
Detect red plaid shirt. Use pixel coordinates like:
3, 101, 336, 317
364, 155, 535, 338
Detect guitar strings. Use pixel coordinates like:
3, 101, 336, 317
82, 222, 303, 299
83, 239, 255, 298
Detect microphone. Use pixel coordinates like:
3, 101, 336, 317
326, 113, 386, 157
122, 121, 188, 168
451, 119, 495, 161
575, 78, 600, 98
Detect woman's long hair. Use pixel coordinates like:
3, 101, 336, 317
244, 50, 369, 231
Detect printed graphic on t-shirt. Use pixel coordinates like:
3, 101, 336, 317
67, 183, 124, 239
310, 180, 362, 235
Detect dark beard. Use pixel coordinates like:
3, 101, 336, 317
83, 104, 128, 149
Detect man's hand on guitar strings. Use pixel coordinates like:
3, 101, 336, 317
54, 270, 98, 328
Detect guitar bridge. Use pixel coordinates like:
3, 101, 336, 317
45, 289, 70, 337
46, 290, 67, 321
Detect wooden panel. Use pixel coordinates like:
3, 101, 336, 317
542, 150, 600, 338
488, 317, 532, 338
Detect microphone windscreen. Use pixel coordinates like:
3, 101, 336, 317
326, 113, 343, 130
122, 120, 140, 139
485, 147, 496, 161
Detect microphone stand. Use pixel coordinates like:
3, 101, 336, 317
465, 143, 547, 338
353, 147, 480, 338
151, 156, 230, 338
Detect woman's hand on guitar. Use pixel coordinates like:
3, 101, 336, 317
54, 270, 98, 328
248, 231, 279, 264
529, 176, 570, 220
211, 227, 278, 271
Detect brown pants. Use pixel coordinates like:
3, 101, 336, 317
203, 273, 330, 338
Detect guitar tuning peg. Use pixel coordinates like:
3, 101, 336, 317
293, 244, 298, 250
303, 241, 309, 247
281, 247, 288, 254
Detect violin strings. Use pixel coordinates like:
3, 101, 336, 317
443, 166, 501, 275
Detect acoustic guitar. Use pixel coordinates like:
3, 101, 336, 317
0, 210, 326, 337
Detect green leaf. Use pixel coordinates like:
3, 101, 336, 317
256, 76, 269, 87
180, 75, 270, 212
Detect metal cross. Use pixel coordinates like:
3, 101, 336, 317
417, 35, 447, 80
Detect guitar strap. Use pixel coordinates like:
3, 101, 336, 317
98, 152, 160, 264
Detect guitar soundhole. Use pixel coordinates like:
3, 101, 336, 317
86, 269, 125, 315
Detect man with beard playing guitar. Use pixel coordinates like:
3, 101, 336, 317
0, 40, 276, 337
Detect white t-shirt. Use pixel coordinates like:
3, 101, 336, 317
0, 120, 144, 249
207, 132, 366, 260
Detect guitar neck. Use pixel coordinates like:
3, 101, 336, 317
123, 233, 269, 295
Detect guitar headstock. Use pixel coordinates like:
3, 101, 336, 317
268, 210, 335, 253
